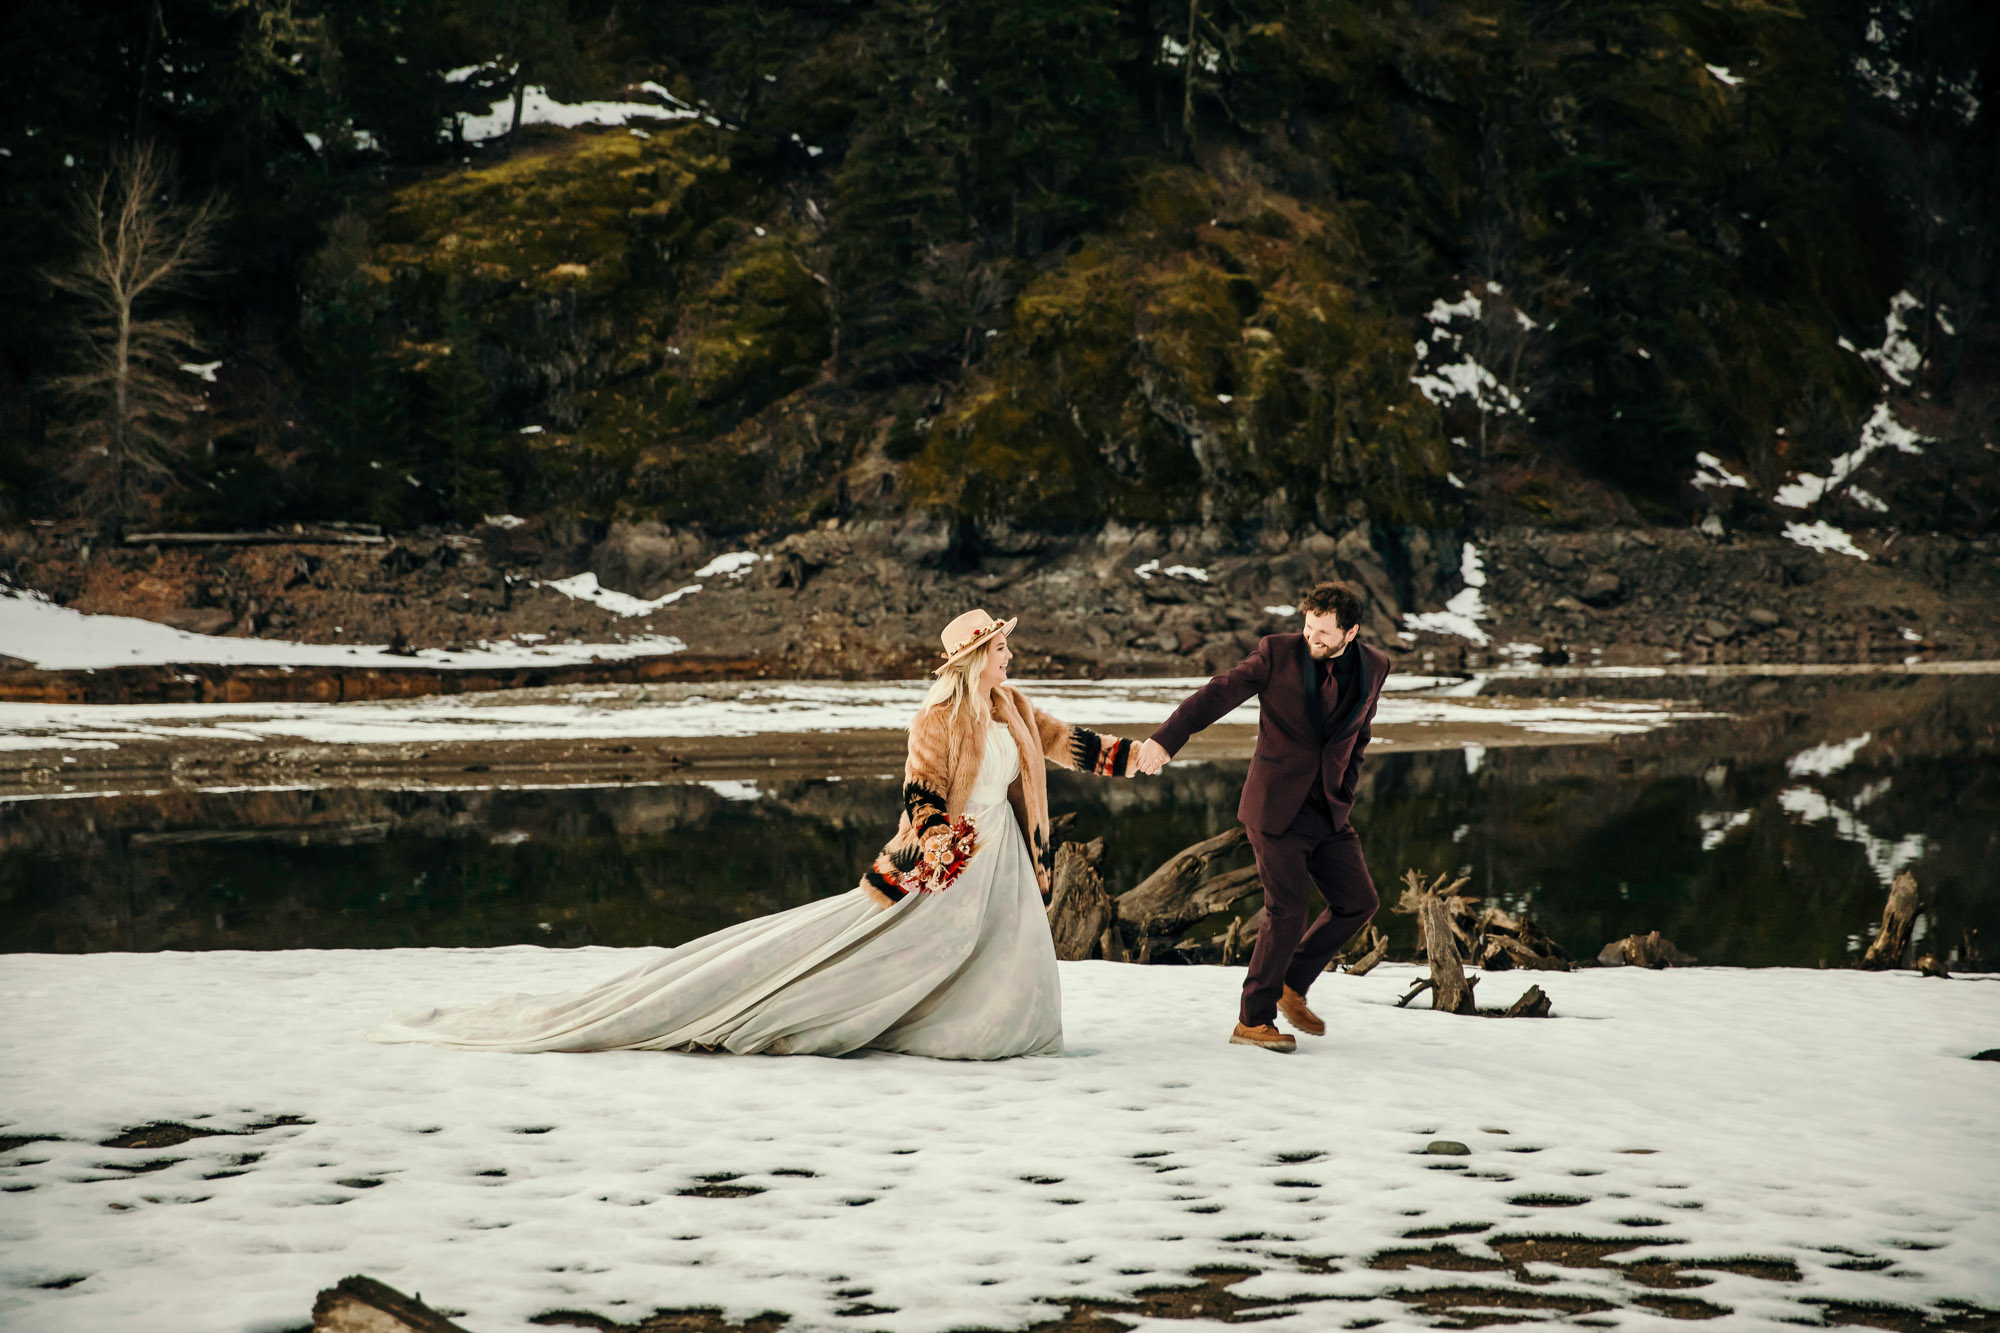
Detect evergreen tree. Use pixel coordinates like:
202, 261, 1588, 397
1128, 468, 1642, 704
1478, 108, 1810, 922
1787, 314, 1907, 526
299, 214, 414, 526
829, 0, 971, 385
956, 0, 1137, 255
416, 289, 507, 523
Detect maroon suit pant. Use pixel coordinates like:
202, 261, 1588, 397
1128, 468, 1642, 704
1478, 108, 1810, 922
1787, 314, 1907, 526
1241, 799, 1378, 1026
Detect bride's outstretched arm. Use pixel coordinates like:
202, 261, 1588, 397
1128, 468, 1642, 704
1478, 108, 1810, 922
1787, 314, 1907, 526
1023, 696, 1141, 778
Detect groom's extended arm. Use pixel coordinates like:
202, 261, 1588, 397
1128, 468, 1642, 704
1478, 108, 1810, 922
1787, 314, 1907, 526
1148, 638, 1275, 758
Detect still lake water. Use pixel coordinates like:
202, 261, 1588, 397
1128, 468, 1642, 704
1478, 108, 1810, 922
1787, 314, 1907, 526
6, 672, 1994, 969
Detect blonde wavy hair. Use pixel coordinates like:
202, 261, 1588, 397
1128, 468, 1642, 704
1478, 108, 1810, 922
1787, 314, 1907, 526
918, 639, 994, 726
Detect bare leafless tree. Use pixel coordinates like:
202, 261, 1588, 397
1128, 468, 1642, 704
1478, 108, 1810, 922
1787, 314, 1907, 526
46, 142, 226, 530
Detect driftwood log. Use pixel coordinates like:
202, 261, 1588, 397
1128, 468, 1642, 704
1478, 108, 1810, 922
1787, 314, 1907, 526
1394, 871, 1479, 1013
1471, 906, 1572, 971
313, 1276, 470, 1333
1859, 871, 1921, 970
1180, 864, 1263, 921
1596, 930, 1696, 968
1115, 826, 1250, 934
1047, 839, 1113, 962
126, 529, 387, 547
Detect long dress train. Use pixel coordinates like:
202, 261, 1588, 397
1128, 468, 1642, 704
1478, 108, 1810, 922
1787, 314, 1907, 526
368, 722, 1061, 1059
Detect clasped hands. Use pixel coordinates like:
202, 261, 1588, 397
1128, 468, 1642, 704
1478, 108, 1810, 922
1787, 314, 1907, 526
1134, 738, 1172, 776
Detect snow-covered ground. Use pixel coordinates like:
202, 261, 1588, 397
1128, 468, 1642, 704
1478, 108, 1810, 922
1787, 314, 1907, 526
0, 676, 1706, 754
1, 955, 1993, 1332
0, 590, 685, 672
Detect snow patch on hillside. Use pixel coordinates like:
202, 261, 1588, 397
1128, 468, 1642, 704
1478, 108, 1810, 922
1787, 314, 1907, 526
1774, 403, 1929, 511
456, 84, 701, 142
538, 573, 701, 618
0, 590, 685, 671
1782, 520, 1869, 560
1410, 290, 1524, 420
1402, 542, 1492, 645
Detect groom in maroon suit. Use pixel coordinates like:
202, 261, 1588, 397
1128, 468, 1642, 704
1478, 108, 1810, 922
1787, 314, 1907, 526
1135, 581, 1387, 1053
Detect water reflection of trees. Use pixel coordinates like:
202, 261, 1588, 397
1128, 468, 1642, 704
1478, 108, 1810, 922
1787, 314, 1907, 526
4, 676, 1993, 966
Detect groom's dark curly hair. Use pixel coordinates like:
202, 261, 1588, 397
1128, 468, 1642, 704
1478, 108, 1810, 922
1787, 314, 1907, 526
1300, 580, 1365, 629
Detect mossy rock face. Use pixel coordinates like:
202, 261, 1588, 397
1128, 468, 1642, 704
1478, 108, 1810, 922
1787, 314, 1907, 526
370, 130, 725, 416
590, 234, 834, 526
346, 126, 838, 522
274, 0, 1930, 538
915, 165, 1447, 530
624, 392, 864, 532
666, 237, 831, 436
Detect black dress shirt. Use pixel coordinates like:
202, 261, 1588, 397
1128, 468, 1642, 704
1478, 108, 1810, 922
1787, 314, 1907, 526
1300, 644, 1360, 814
1303, 642, 1360, 735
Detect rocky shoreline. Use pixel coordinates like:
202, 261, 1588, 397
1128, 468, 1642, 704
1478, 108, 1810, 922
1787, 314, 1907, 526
5, 519, 1997, 685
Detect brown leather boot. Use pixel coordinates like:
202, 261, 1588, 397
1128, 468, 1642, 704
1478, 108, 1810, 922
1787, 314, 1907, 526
1229, 1022, 1297, 1053
1278, 986, 1325, 1036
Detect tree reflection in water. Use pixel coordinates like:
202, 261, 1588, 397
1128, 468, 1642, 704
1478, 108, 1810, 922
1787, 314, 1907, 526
6, 702, 1993, 969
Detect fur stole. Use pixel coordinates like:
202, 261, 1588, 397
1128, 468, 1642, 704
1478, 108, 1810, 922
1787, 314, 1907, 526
859, 684, 1136, 908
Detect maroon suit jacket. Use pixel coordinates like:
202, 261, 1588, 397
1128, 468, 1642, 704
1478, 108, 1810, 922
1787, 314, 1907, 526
1149, 634, 1389, 834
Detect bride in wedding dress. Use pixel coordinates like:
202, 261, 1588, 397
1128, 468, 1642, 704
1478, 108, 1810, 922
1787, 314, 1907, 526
370, 609, 1141, 1059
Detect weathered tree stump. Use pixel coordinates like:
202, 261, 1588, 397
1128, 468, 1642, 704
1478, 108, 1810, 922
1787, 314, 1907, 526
1116, 826, 1250, 934
1859, 871, 1920, 971
1596, 931, 1696, 968
1047, 839, 1112, 961
1343, 924, 1390, 976
313, 1276, 471, 1333
1393, 870, 1479, 1013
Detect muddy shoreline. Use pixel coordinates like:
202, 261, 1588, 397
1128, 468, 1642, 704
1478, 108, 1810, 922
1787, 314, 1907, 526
6, 662, 1992, 801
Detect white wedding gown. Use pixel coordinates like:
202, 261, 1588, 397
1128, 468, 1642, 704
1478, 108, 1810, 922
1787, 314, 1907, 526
369, 722, 1063, 1059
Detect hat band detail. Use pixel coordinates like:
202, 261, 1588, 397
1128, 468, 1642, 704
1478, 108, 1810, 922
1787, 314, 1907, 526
941, 622, 1002, 660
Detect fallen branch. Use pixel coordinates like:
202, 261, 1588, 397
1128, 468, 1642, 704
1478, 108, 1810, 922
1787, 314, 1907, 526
1394, 977, 1437, 1009
1859, 871, 1920, 971
1343, 924, 1390, 976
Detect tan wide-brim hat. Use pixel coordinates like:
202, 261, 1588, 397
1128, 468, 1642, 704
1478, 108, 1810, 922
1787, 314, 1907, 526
933, 608, 1019, 676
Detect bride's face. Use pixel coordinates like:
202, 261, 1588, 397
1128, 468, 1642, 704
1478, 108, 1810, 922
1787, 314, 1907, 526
979, 635, 1012, 689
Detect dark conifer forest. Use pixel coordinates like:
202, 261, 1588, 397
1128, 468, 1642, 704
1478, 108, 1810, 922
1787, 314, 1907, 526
1, 0, 1994, 541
